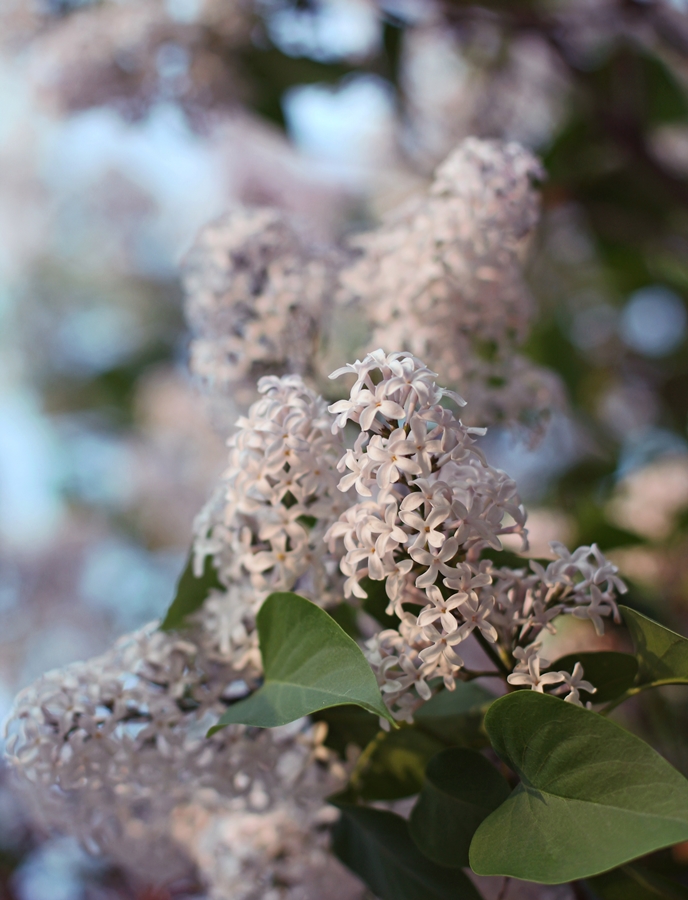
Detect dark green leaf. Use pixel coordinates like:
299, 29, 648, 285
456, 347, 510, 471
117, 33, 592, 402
160, 553, 223, 632
409, 748, 510, 868
331, 804, 483, 900
327, 602, 360, 639
588, 863, 688, 899
312, 705, 380, 758
469, 692, 688, 884
622, 606, 688, 687
414, 682, 495, 747
209, 592, 394, 733
548, 652, 639, 703
350, 727, 445, 801
361, 577, 399, 629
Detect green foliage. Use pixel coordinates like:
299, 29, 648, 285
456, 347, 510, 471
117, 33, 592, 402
409, 748, 510, 868
208, 592, 394, 733
160, 553, 223, 631
312, 705, 381, 758
360, 576, 399, 629
413, 682, 495, 747
327, 602, 360, 639
331, 804, 482, 900
622, 606, 688, 688
469, 692, 688, 883
349, 727, 445, 801
588, 863, 688, 899
548, 651, 639, 703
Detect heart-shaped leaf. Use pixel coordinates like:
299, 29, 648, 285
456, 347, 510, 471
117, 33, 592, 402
414, 682, 495, 747
621, 606, 688, 687
331, 803, 483, 900
350, 726, 445, 801
547, 651, 639, 703
409, 748, 510, 868
469, 691, 688, 884
160, 553, 223, 631
209, 592, 394, 733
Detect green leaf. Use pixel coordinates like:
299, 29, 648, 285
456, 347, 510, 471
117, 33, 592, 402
409, 748, 510, 868
414, 682, 495, 747
548, 651, 639, 703
469, 691, 688, 884
160, 553, 223, 631
312, 705, 380, 758
589, 864, 688, 900
360, 577, 399, 629
350, 727, 445, 801
209, 592, 394, 733
588, 863, 688, 899
327, 602, 361, 639
331, 804, 483, 900
622, 606, 688, 687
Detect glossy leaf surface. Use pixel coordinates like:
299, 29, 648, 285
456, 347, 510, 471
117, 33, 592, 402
209, 592, 394, 732
469, 692, 688, 883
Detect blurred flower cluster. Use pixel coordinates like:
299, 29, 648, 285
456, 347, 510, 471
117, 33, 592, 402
2, 0, 688, 898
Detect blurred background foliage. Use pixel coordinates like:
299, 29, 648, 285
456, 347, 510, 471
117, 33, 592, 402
2, 0, 688, 897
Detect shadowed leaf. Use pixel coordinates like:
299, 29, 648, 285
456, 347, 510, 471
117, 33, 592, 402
331, 804, 482, 900
350, 727, 445, 801
548, 651, 639, 703
410, 748, 510, 868
622, 606, 688, 687
160, 553, 223, 632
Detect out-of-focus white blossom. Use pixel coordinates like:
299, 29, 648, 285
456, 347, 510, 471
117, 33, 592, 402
4, 0, 251, 116
340, 139, 564, 430
185, 207, 343, 409
183, 140, 564, 435
3, 621, 345, 889
4, 373, 352, 894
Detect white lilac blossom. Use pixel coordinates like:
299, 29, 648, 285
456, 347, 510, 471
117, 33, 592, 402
184, 207, 342, 410
3, 373, 351, 894
4, 353, 626, 890
325, 349, 626, 721
3, 622, 344, 890
9, 0, 251, 116
340, 139, 564, 430
182, 141, 564, 436
191, 373, 350, 665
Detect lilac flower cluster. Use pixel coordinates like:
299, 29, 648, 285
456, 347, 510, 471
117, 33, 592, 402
324, 350, 626, 720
